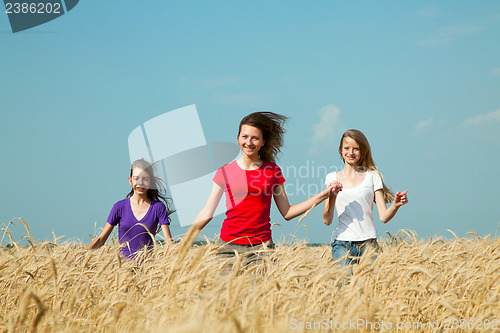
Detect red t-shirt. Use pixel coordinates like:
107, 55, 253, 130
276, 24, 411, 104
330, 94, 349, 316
213, 160, 286, 245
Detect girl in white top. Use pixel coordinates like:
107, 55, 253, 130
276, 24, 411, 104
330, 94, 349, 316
323, 129, 408, 265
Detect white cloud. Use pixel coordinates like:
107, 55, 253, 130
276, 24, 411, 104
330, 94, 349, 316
418, 24, 482, 47
414, 118, 435, 134
417, 6, 438, 18
462, 109, 500, 126
490, 68, 500, 76
309, 104, 341, 154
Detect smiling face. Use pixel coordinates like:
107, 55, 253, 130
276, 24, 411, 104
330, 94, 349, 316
341, 136, 361, 166
128, 167, 151, 196
237, 124, 265, 160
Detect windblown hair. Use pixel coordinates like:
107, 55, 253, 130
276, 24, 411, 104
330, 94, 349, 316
339, 129, 394, 203
126, 159, 175, 216
238, 112, 288, 163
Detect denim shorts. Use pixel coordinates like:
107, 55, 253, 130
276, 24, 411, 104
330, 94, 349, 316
331, 238, 380, 266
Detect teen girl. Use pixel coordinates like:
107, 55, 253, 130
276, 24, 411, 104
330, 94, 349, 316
86, 159, 174, 258
323, 129, 408, 265
181, 112, 337, 262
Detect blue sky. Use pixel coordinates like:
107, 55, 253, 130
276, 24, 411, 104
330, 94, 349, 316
1, 1, 499, 245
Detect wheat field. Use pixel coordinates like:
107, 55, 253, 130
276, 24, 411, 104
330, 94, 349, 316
1, 220, 499, 332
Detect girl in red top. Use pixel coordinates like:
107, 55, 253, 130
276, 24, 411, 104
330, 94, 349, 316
181, 112, 336, 259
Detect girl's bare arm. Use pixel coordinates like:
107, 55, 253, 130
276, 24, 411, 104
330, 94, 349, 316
85, 223, 114, 250
375, 190, 408, 223
273, 183, 336, 221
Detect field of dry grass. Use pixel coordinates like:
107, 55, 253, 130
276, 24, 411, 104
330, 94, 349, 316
1, 221, 499, 332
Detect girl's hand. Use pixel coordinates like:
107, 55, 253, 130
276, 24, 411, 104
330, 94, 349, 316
329, 181, 343, 196
320, 181, 342, 200
394, 190, 408, 207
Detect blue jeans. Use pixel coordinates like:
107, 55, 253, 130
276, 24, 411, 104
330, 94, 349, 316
331, 238, 380, 266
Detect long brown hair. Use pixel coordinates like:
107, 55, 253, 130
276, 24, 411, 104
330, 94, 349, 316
339, 129, 394, 203
238, 112, 288, 163
126, 159, 175, 216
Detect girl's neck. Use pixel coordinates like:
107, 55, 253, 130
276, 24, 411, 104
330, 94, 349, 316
238, 154, 263, 170
342, 163, 364, 175
130, 193, 151, 205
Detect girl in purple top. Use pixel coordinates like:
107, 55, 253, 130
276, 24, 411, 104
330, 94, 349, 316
85, 159, 174, 258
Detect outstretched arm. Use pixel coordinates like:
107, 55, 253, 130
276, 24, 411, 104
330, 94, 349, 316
273, 183, 336, 221
376, 190, 408, 223
161, 224, 173, 244
85, 223, 114, 250
179, 182, 224, 244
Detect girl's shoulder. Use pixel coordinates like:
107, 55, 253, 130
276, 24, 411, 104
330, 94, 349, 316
261, 160, 280, 169
366, 170, 381, 179
109, 198, 129, 214
114, 197, 130, 207
150, 199, 166, 207
149, 200, 167, 212
217, 160, 238, 171
324, 171, 337, 183
366, 170, 383, 186
261, 161, 284, 179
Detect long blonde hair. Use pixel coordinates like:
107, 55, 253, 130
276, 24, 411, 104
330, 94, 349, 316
339, 129, 394, 203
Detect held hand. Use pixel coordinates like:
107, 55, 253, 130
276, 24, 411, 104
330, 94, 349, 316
394, 190, 408, 207
320, 181, 343, 200
329, 181, 343, 196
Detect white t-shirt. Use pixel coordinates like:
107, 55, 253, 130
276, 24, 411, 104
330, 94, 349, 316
324, 170, 383, 241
